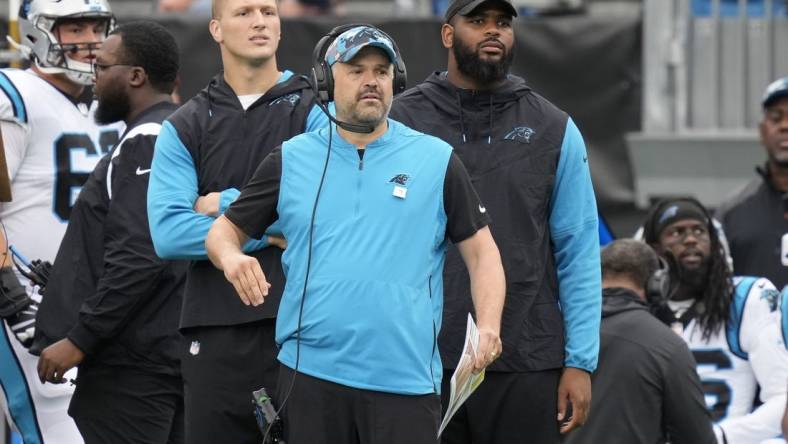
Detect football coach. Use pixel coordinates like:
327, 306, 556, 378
206, 24, 506, 444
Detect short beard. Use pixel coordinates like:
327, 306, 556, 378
452, 34, 514, 85
349, 102, 390, 129
337, 87, 391, 131
94, 85, 130, 125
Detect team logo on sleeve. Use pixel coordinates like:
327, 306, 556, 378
761, 288, 780, 312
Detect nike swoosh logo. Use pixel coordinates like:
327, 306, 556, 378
136, 167, 151, 175
479, 204, 487, 214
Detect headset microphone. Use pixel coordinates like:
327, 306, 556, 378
311, 98, 374, 134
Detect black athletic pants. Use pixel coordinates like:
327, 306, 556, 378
440, 369, 561, 444
181, 319, 279, 444
276, 364, 441, 444
69, 366, 184, 444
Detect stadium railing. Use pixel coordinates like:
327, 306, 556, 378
627, 0, 788, 209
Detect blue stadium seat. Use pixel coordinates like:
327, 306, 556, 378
692, 0, 788, 17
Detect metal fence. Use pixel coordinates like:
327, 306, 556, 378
643, 0, 787, 132
628, 0, 787, 209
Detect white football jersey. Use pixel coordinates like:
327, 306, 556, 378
0, 68, 122, 444
671, 277, 785, 444
0, 68, 122, 269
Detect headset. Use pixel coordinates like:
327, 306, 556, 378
645, 255, 671, 307
311, 23, 408, 104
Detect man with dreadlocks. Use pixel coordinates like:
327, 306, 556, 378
642, 197, 788, 444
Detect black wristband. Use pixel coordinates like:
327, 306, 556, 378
0, 267, 32, 317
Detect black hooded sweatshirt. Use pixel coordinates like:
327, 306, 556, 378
564, 288, 715, 444
391, 72, 601, 372
154, 73, 319, 329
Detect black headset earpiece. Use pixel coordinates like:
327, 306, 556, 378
311, 23, 408, 103
388, 29, 408, 96
646, 256, 671, 307
310, 24, 356, 104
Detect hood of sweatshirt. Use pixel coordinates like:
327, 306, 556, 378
601, 287, 650, 318
202, 70, 312, 117
409, 71, 532, 144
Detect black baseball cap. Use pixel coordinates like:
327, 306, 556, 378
444, 0, 518, 22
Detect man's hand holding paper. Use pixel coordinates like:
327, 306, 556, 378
474, 325, 502, 373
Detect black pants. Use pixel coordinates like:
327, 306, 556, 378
440, 369, 561, 444
276, 364, 441, 444
69, 366, 184, 444
181, 319, 279, 444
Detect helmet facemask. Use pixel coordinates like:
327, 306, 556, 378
15, 0, 115, 85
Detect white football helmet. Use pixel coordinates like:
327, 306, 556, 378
13, 0, 114, 85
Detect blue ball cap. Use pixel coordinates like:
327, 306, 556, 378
324, 26, 398, 67
763, 76, 788, 108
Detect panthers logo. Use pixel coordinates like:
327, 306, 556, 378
389, 174, 409, 186
269, 93, 301, 107
326, 26, 394, 66
345, 27, 386, 49
761, 288, 780, 312
658, 205, 679, 225
504, 126, 535, 143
